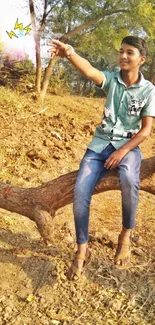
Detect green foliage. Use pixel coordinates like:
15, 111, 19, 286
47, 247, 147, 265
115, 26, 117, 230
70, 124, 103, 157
42, 0, 155, 95
12, 59, 35, 74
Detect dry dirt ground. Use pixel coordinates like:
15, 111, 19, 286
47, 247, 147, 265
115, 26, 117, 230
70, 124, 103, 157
0, 88, 155, 325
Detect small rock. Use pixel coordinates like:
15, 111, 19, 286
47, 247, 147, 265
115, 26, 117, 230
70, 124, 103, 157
5, 301, 15, 310
38, 311, 42, 317
91, 302, 97, 309
43, 139, 53, 147
40, 297, 46, 305
53, 283, 58, 289
0, 296, 6, 303
40, 317, 49, 325
51, 321, 60, 325
52, 153, 61, 160
60, 272, 66, 281
4, 312, 10, 320
51, 270, 57, 277
112, 299, 122, 311
39, 171, 52, 183
132, 247, 146, 256
98, 265, 104, 273
51, 131, 62, 140
65, 143, 72, 150
66, 234, 74, 243
16, 315, 21, 322
132, 235, 140, 242
70, 284, 76, 293
103, 280, 110, 288
4, 306, 12, 314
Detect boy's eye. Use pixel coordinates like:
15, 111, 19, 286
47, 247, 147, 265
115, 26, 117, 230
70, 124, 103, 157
119, 50, 134, 55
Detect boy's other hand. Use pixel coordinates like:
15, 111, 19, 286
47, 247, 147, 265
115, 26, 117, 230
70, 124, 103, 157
104, 148, 128, 169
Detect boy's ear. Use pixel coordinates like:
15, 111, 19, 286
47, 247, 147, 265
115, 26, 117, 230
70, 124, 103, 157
140, 56, 146, 65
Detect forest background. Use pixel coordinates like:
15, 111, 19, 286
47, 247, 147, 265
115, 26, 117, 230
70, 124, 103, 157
1, 0, 155, 98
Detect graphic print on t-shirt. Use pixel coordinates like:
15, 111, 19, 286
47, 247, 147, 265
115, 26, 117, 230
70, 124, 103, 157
128, 96, 147, 116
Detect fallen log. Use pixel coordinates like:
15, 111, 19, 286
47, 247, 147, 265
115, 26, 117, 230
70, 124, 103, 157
0, 156, 154, 244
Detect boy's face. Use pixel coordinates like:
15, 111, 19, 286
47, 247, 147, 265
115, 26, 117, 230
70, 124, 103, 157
118, 42, 146, 72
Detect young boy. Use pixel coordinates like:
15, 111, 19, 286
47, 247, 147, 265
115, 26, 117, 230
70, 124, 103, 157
48, 36, 155, 280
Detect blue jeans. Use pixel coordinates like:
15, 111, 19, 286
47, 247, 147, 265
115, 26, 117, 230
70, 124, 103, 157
73, 143, 142, 244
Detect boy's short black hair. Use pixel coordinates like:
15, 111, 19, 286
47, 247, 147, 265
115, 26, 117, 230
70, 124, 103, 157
121, 36, 148, 56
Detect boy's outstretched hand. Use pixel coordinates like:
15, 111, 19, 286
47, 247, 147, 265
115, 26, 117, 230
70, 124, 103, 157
47, 40, 71, 58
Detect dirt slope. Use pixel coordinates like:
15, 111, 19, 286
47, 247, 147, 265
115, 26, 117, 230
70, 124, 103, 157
0, 88, 155, 325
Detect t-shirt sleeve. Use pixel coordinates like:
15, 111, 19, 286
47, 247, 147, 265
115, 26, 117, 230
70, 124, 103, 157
96, 71, 116, 94
141, 88, 155, 117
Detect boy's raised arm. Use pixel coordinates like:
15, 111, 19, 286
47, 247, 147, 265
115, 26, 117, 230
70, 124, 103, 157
48, 39, 104, 86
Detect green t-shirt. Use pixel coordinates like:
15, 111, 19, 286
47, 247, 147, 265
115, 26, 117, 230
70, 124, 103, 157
88, 71, 155, 153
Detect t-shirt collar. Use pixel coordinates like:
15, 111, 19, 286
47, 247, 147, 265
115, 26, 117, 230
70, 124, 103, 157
115, 71, 145, 88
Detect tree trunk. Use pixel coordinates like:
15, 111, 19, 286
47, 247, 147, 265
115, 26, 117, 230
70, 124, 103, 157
35, 37, 42, 92
0, 157, 154, 244
40, 57, 57, 100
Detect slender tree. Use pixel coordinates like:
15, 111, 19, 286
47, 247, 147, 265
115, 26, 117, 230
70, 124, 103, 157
29, 0, 61, 92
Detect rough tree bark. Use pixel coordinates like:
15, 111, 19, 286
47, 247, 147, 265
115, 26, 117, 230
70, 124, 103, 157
0, 157, 154, 244
29, 0, 42, 92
